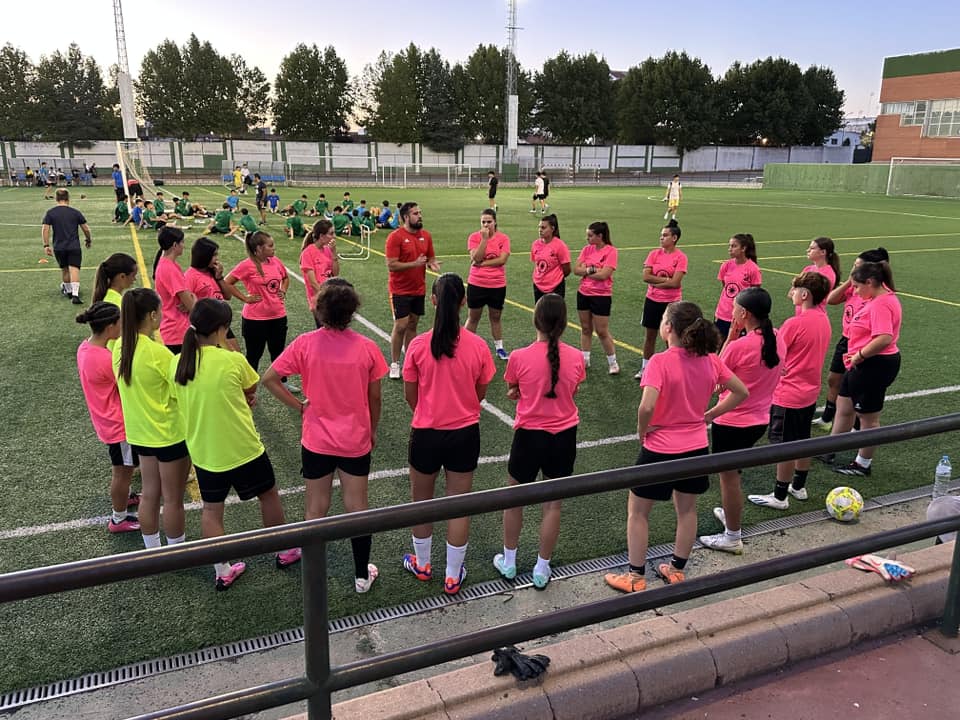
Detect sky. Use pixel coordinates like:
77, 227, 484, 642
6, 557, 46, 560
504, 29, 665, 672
6, 0, 960, 120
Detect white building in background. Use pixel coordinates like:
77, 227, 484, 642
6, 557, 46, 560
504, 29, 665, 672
825, 116, 875, 147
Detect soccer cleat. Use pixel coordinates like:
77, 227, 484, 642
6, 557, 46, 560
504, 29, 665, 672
275, 547, 302, 569
529, 208, 537, 213
443, 565, 467, 595
604, 570, 646, 593
355, 563, 379, 593
814, 453, 836, 465
748, 492, 789, 510
583, 356, 591, 368
402, 553, 432, 581
127, 492, 141, 508
788, 485, 808, 500
811, 417, 833, 433
492, 553, 516, 580
834, 461, 871, 477
108, 515, 141, 534
608, 362, 620, 376
713, 506, 727, 527
215, 562, 246, 591
282, 380, 300, 393
532, 566, 552, 590
633, 368, 644, 380
71, 295, 83, 305
656, 563, 686, 584
61, 285, 70, 297
699, 532, 744, 555
495, 348, 509, 361
388, 362, 401, 380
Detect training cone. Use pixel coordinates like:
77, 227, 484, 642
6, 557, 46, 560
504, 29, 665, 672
38, 257, 49, 264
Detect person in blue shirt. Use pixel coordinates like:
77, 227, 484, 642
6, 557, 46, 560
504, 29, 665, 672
226, 190, 240, 212
267, 189, 280, 213
376, 200, 393, 229
130, 197, 144, 228
112, 164, 125, 202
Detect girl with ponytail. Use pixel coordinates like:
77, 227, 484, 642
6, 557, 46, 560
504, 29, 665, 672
299, 218, 340, 327
401, 273, 496, 596
113, 288, 189, 550
92, 253, 138, 305
153, 226, 196, 353
798, 236, 841, 315
76, 301, 140, 534
700, 287, 783, 555
494, 293, 586, 588
184, 237, 240, 351
172, 299, 300, 590
573, 221, 620, 374
714, 233, 761, 337
606, 301, 748, 593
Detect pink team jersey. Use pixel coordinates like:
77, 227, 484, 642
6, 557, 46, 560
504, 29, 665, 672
644, 248, 688, 303
839, 284, 864, 338
270, 328, 388, 457
846, 292, 901, 357
714, 259, 762, 322
530, 237, 571, 293
772, 309, 832, 408
504, 341, 585, 432
154, 256, 190, 346
184, 267, 224, 300
403, 328, 496, 430
715, 329, 784, 428
641, 347, 733, 454
577, 244, 618, 296
229, 257, 288, 321
299, 244, 337, 308
467, 231, 511, 288
795, 263, 837, 316
77, 340, 125, 444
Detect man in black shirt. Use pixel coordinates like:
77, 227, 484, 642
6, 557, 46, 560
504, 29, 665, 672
41, 189, 92, 305
254, 173, 268, 225
487, 170, 498, 210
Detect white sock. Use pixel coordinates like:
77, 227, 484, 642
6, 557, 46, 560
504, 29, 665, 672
607, 354, 618, 367
582, 350, 591, 363
503, 546, 517, 567
214, 562, 232, 578
413, 534, 432, 568
534, 555, 551, 576
70, 282, 80, 296
494, 339, 504, 351
166, 533, 186, 545
725, 528, 742, 540
111, 510, 126, 524
856, 454, 872, 468
642, 357, 649, 370
445, 542, 467, 580
142, 532, 161, 549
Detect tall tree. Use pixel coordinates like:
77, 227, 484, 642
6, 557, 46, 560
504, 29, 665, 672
451, 44, 535, 143
33, 44, 118, 144
232, 55, 271, 132
363, 45, 424, 143
136, 40, 188, 137
718, 57, 811, 146
273, 44, 351, 139
615, 64, 656, 145
798, 66, 845, 145
534, 52, 615, 143
0, 44, 35, 140
418, 49, 463, 152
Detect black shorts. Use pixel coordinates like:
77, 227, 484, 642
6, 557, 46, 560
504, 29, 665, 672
195, 452, 276, 503
641, 298, 669, 330
208, 226, 231, 234
631, 446, 710, 501
131, 440, 190, 463
408, 424, 481, 475
302, 446, 372, 479
165, 344, 182, 355
711, 423, 767, 455
54, 247, 82, 269
533, 279, 565, 302
488, 190, 497, 199
829, 336, 849, 375
467, 284, 506, 311
839, 353, 901, 414
533, 193, 545, 200
508, 426, 577, 483
576, 292, 611, 316
715, 319, 732, 339
391, 294, 426, 320
256, 198, 266, 210
107, 441, 139, 468
768, 404, 816, 445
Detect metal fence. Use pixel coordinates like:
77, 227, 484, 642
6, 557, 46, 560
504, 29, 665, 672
2, 414, 959, 720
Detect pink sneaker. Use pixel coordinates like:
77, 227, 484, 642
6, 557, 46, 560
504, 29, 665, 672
215, 562, 246, 591
276, 547, 302, 569
108, 515, 141, 534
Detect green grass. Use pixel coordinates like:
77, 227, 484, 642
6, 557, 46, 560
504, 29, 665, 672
1, 182, 959, 693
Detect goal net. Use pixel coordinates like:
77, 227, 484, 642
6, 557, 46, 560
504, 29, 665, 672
117, 141, 159, 198
378, 164, 472, 189
886, 157, 960, 199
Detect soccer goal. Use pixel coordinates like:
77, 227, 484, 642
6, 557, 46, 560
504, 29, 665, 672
117, 141, 160, 198
886, 157, 960, 199
378, 164, 472, 189
338, 225, 371, 261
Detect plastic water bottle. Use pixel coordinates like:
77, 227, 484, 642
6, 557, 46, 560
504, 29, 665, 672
933, 455, 952, 498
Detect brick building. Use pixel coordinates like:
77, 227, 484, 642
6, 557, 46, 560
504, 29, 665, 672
873, 48, 960, 162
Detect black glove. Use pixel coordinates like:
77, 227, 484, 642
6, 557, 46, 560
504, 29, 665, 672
491, 646, 551, 681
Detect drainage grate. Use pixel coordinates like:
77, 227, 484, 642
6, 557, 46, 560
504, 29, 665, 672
2, 485, 952, 712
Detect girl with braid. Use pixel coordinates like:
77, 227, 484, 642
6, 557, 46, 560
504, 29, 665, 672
493, 293, 585, 589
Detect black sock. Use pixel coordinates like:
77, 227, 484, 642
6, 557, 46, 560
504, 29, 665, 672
791, 469, 809, 491
629, 563, 646, 575
774, 482, 790, 501
671, 555, 688, 570
351, 535, 372, 579
821, 400, 836, 422
853, 416, 861, 431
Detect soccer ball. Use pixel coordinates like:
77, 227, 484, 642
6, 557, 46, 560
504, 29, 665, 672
825, 486, 864, 522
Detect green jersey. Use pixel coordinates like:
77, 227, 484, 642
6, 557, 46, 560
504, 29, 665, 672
214, 210, 233, 232
239, 214, 258, 233
143, 209, 159, 229
351, 217, 362, 236
176, 199, 193, 216
154, 199, 166, 215
314, 199, 329, 215
332, 214, 350, 235
292, 199, 308, 215
360, 215, 376, 231
115, 201, 129, 222
285, 215, 305, 237
342, 199, 355, 212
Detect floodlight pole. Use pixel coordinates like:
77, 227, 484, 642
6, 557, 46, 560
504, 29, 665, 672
503, 0, 520, 167
113, 0, 138, 140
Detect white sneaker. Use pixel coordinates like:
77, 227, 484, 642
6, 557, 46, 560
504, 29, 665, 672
584, 356, 591, 368
633, 368, 644, 380
608, 362, 620, 375
355, 564, 379, 593
713, 506, 726, 527
282, 380, 300, 393
747, 493, 789, 510
388, 362, 401, 379
788, 485, 808, 501
699, 532, 744, 555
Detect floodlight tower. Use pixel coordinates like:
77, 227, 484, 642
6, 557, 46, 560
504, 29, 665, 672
504, 0, 520, 165
113, 0, 138, 139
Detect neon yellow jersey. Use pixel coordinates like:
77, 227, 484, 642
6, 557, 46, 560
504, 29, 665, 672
169, 346, 263, 472
113, 334, 184, 448
104, 288, 123, 307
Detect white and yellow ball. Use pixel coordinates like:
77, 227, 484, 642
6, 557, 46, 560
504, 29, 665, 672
825, 486, 864, 522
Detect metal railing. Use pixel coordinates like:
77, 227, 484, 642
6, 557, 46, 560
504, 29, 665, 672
1, 414, 959, 720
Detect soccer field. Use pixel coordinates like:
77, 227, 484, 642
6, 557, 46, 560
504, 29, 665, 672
1, 182, 959, 693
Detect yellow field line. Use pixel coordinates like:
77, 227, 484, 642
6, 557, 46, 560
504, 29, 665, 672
757, 265, 960, 308
128, 224, 152, 289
